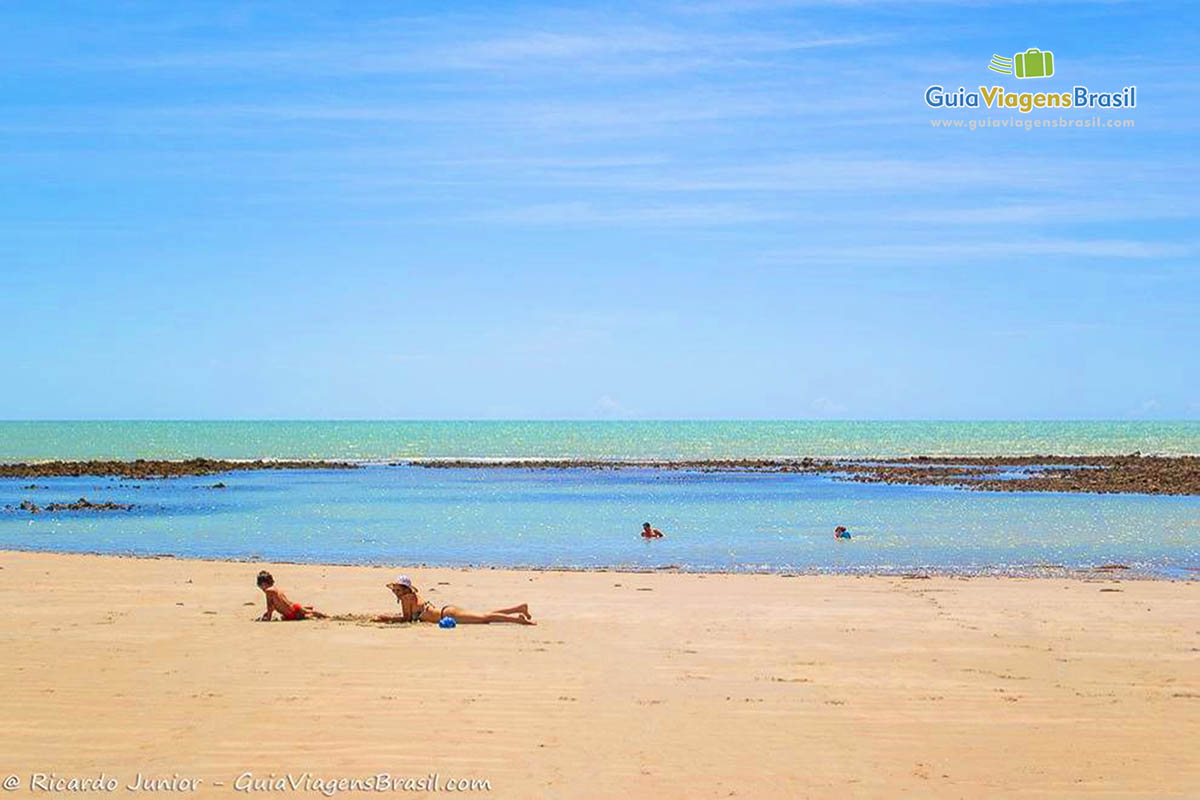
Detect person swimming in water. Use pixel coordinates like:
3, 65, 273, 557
834, 526, 851, 540
374, 575, 535, 625
641, 522, 664, 539
255, 570, 329, 621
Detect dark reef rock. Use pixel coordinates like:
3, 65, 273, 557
406, 454, 1200, 496
0, 458, 357, 479
10, 497, 134, 513
4, 455, 1195, 496
830, 455, 1200, 495
43, 497, 135, 512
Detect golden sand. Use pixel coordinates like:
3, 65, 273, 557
1, 551, 1196, 798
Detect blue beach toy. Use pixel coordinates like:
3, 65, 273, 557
439, 616, 457, 629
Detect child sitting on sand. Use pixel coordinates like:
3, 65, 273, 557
255, 570, 328, 621
374, 575, 534, 625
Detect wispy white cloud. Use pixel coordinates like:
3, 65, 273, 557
773, 238, 1197, 263
441, 29, 882, 68
683, 0, 1128, 11
450, 155, 1097, 193
898, 198, 1200, 224
468, 201, 788, 226
68, 24, 883, 77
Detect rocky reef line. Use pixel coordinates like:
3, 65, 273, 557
407, 454, 1200, 495
0, 459, 357, 479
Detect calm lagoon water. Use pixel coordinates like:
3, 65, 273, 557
2, 465, 1197, 576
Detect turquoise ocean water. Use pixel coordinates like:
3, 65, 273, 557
1, 420, 1198, 461
1, 422, 1197, 575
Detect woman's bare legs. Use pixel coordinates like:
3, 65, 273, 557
491, 603, 531, 620
304, 607, 329, 619
442, 605, 535, 625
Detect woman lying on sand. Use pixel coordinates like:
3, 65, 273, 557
375, 575, 535, 625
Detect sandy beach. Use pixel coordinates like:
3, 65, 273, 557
0, 551, 1195, 798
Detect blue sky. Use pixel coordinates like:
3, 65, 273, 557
1, 0, 1196, 419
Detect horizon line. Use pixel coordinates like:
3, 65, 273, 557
1, 419, 1197, 424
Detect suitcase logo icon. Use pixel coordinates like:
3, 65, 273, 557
988, 48, 1055, 79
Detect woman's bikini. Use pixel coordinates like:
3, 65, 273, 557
403, 592, 449, 623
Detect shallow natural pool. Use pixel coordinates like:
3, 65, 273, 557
2, 465, 1198, 576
